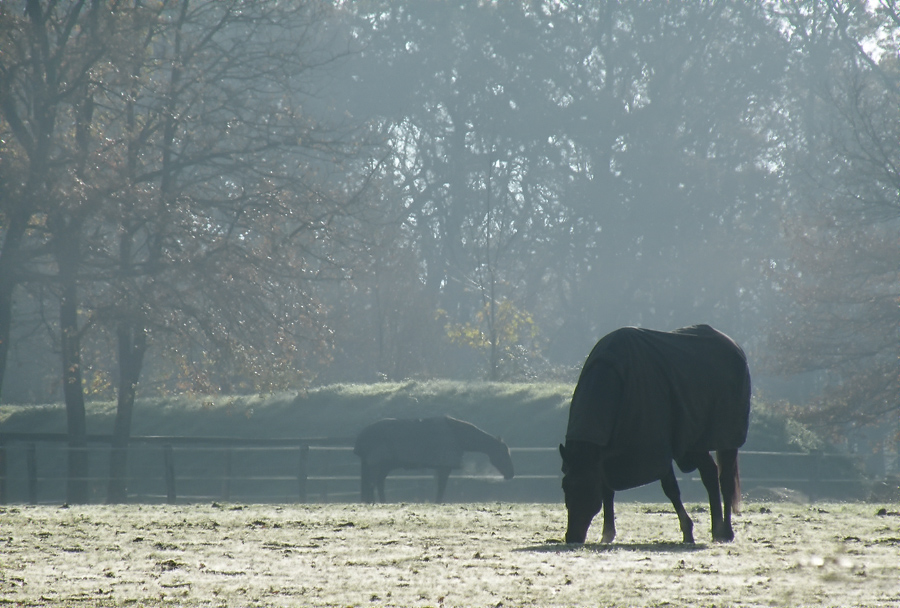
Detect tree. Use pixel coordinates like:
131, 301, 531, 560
102, 0, 372, 502
1, 0, 123, 502
769, 0, 900, 428
338, 0, 791, 378
1, 0, 374, 502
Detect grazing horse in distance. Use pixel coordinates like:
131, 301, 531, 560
560, 325, 751, 544
354, 416, 515, 503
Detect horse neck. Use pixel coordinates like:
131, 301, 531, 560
448, 419, 503, 456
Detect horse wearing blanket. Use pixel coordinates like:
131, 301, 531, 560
560, 325, 751, 544
355, 416, 514, 503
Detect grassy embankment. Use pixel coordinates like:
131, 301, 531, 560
0, 380, 821, 451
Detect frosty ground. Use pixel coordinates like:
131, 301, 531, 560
0, 501, 897, 607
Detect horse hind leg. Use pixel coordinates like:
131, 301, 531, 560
660, 466, 694, 544
435, 467, 450, 503
717, 449, 740, 540
376, 468, 388, 503
693, 451, 732, 542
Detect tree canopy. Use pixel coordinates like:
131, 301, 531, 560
2, 0, 900, 458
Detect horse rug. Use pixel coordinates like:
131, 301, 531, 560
566, 324, 751, 489
354, 416, 463, 469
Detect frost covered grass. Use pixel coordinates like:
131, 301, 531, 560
0, 501, 897, 607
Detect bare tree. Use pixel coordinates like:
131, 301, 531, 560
1, 0, 375, 502
1, 0, 123, 502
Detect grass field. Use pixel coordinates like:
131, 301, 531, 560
0, 501, 897, 607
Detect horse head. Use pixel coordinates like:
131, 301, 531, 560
559, 442, 605, 544
490, 437, 515, 480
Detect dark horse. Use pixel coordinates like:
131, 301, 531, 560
354, 416, 515, 503
560, 325, 750, 544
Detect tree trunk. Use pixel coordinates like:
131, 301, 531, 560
0, 209, 30, 403
107, 322, 147, 503
60, 276, 89, 504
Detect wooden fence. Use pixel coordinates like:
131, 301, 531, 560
0, 433, 352, 505
0, 432, 871, 505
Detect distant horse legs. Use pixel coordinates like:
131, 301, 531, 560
360, 461, 391, 503
360, 461, 376, 503
435, 467, 451, 503
375, 467, 389, 502
660, 466, 694, 543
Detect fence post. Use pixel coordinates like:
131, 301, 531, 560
26, 443, 37, 505
163, 445, 176, 505
298, 444, 309, 503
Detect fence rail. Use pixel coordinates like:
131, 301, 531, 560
0, 433, 871, 505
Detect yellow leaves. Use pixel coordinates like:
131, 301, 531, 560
445, 318, 487, 348
84, 368, 114, 399
440, 298, 542, 376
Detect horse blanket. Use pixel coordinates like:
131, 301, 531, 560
354, 416, 463, 469
566, 325, 751, 490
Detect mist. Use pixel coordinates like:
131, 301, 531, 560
2, 0, 899, 453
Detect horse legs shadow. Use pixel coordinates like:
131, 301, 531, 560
515, 540, 708, 554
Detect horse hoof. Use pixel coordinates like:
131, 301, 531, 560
564, 532, 586, 544
713, 530, 735, 543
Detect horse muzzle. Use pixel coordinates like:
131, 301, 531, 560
563, 509, 593, 544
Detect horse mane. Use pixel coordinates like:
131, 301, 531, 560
444, 416, 514, 479
443, 416, 504, 453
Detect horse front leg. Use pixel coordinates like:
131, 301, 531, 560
660, 465, 694, 544
599, 484, 616, 543
360, 461, 375, 503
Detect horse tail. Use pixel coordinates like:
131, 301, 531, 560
717, 449, 741, 515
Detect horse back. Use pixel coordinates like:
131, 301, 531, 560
567, 325, 750, 462
354, 417, 463, 469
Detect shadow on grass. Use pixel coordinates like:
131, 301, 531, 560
517, 540, 708, 554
